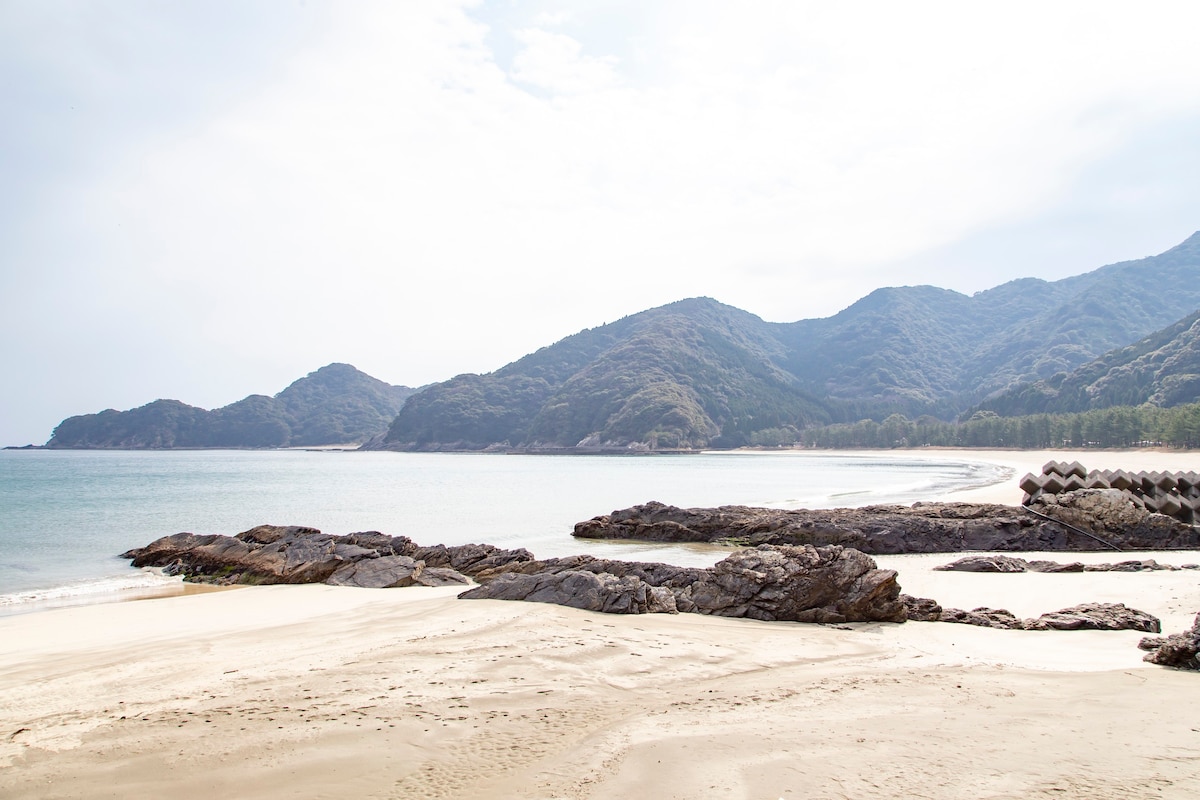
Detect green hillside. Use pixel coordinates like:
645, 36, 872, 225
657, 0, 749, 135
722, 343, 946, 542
973, 310, 1200, 416
47, 364, 414, 448
382, 232, 1200, 451
384, 299, 829, 450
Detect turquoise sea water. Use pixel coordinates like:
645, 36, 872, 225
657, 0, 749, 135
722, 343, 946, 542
0, 449, 1008, 612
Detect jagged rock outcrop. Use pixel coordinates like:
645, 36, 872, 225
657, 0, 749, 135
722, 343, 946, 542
573, 499, 1200, 554
123, 528, 906, 623
460, 571, 679, 614
934, 555, 1198, 573
901, 596, 1160, 632
462, 544, 908, 623
122, 524, 529, 586
1140, 613, 1200, 669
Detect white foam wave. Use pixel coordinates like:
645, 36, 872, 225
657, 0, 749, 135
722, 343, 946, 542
0, 569, 183, 616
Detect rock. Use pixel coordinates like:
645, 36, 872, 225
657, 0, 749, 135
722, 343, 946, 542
410, 543, 535, 577
462, 544, 905, 623
572, 499, 1200, 554
1141, 613, 1200, 669
1036, 603, 1160, 632
325, 555, 453, 588
938, 607, 1030, 629
471, 554, 704, 589
934, 555, 1031, 573
678, 545, 906, 623
124, 526, 470, 586
459, 571, 678, 614
900, 594, 943, 622
933, 556, 1183, 574
1026, 560, 1086, 573
416, 567, 473, 587
908, 600, 1161, 632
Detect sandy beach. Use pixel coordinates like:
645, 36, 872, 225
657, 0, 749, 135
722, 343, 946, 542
2, 448, 1199, 798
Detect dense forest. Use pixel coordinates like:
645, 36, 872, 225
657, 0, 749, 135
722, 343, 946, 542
798, 403, 1200, 450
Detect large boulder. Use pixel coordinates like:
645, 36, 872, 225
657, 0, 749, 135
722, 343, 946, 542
679, 545, 906, 623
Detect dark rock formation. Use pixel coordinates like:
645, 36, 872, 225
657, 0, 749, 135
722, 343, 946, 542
326, 556, 469, 588
122, 524, 530, 586
123, 528, 906, 623
1140, 614, 1200, 669
573, 499, 1200, 555
933, 555, 1037, 573
460, 571, 678, 615
461, 544, 908, 624
934, 555, 1196, 573
900, 596, 1160, 632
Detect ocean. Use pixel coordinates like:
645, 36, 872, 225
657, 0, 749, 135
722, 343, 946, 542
0, 449, 1008, 614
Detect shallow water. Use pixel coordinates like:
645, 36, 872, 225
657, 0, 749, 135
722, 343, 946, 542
0, 449, 1006, 612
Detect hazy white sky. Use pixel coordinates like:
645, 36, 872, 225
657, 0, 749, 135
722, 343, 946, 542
3, 0, 1200, 445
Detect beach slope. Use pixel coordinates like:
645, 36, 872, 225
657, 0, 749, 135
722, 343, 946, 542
2, 564, 1199, 799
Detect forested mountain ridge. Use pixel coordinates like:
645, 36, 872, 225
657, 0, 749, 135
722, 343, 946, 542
47, 364, 415, 448
381, 232, 1200, 450
972, 310, 1200, 416
773, 231, 1200, 419
384, 298, 830, 450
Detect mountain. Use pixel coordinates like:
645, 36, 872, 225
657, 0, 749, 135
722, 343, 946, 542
971, 310, 1200, 416
774, 231, 1200, 418
384, 298, 830, 450
381, 232, 1200, 450
47, 364, 416, 448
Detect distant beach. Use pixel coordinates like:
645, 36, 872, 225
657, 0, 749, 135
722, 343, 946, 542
2, 447, 1199, 797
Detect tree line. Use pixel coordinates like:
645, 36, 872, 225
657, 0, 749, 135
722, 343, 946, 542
795, 403, 1200, 450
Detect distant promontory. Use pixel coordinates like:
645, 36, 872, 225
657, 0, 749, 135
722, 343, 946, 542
47, 363, 415, 449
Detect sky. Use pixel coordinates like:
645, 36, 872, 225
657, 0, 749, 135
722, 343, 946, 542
3, 0, 1200, 445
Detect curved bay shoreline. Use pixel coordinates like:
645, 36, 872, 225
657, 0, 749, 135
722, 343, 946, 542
2, 447, 1199, 798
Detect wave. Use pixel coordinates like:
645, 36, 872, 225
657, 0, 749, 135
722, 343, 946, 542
0, 569, 183, 617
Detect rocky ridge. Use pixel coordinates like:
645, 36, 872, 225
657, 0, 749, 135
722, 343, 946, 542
901, 596, 1161, 632
572, 494, 1200, 554
933, 555, 1200, 573
122, 526, 907, 624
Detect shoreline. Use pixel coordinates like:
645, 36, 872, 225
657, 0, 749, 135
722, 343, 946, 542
3, 447, 1199, 796
2, 446, 1191, 617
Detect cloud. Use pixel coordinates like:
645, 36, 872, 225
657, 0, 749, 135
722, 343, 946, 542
3, 0, 1200, 443
510, 28, 620, 94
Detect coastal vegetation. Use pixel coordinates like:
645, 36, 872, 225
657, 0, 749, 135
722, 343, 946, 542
797, 402, 1200, 450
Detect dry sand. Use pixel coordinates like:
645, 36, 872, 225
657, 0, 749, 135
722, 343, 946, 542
2, 449, 1199, 799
